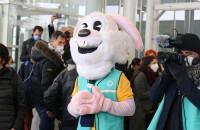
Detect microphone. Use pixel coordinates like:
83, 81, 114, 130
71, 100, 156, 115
155, 35, 170, 44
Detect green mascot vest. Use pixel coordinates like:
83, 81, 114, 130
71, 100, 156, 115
148, 87, 200, 130
77, 68, 124, 130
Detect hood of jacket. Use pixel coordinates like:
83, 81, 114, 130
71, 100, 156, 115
31, 40, 62, 66
0, 67, 15, 79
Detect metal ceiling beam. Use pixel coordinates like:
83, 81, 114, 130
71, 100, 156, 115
155, 2, 200, 11
0, 0, 84, 18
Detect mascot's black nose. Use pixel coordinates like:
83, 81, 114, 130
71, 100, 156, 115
78, 29, 91, 37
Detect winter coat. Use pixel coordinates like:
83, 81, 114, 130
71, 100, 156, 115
18, 61, 33, 109
20, 38, 35, 62
44, 67, 78, 128
148, 71, 200, 130
30, 40, 64, 107
48, 25, 55, 39
0, 67, 26, 130
20, 38, 47, 62
129, 72, 156, 130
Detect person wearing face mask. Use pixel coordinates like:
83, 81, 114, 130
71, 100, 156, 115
20, 26, 45, 62
44, 59, 78, 130
6, 56, 16, 70
129, 56, 159, 130
148, 33, 200, 130
30, 36, 65, 130
0, 43, 26, 130
48, 31, 66, 57
48, 14, 74, 63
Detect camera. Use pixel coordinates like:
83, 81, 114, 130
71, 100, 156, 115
157, 52, 184, 65
156, 31, 184, 65
64, 31, 70, 39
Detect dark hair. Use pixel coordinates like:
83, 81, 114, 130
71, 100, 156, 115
33, 26, 43, 32
0, 43, 9, 66
141, 56, 155, 69
132, 58, 141, 67
51, 31, 66, 40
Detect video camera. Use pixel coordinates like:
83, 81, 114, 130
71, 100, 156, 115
156, 30, 184, 65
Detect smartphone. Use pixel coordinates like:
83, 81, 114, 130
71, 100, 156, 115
56, 13, 62, 18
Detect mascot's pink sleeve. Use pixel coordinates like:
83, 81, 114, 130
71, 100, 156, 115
67, 96, 135, 117
101, 97, 135, 116
68, 86, 135, 117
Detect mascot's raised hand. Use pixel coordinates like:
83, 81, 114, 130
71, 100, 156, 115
68, 11, 143, 130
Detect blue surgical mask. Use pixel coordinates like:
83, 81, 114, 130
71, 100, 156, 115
10, 63, 16, 69
33, 35, 41, 41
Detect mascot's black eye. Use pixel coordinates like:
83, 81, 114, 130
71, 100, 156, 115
93, 21, 102, 31
82, 23, 88, 28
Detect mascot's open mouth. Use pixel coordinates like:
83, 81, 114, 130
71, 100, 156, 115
78, 46, 98, 54
78, 41, 102, 54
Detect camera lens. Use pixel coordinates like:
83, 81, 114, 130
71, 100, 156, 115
65, 31, 70, 38
157, 52, 183, 64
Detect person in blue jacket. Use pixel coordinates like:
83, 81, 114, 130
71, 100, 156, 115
148, 33, 200, 130
18, 58, 34, 130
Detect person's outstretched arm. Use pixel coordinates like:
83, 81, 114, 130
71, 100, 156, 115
150, 70, 173, 103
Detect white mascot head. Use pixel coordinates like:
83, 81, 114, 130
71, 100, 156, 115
70, 12, 143, 80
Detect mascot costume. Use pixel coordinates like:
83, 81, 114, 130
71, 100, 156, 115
68, 12, 143, 130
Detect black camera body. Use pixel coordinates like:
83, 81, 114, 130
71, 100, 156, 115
157, 34, 185, 65
157, 52, 184, 65
64, 31, 70, 39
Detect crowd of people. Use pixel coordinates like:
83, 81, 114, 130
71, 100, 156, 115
1, 13, 200, 130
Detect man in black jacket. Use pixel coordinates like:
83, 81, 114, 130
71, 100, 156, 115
0, 43, 26, 130
44, 59, 78, 130
30, 33, 65, 130
20, 26, 44, 62
149, 33, 200, 130
48, 14, 73, 63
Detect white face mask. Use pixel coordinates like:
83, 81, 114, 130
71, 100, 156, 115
187, 56, 194, 66
150, 63, 159, 72
55, 46, 64, 53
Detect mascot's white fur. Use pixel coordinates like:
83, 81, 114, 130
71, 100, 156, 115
70, 12, 143, 80
68, 12, 143, 130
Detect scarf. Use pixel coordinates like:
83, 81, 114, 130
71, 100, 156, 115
139, 66, 159, 86
186, 63, 200, 86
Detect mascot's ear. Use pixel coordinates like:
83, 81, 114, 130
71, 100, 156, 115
109, 14, 143, 52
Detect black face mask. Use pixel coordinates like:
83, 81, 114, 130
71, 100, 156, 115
65, 31, 70, 39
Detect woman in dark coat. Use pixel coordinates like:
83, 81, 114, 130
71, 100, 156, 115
0, 43, 26, 130
129, 56, 159, 130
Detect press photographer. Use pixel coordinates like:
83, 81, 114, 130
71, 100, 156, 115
148, 33, 200, 130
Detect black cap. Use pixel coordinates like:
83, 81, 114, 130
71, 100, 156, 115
179, 33, 200, 54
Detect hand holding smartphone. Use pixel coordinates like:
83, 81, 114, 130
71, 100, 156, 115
56, 13, 62, 19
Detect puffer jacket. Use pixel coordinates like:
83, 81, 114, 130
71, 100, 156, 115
0, 67, 26, 130
30, 40, 64, 107
44, 67, 78, 128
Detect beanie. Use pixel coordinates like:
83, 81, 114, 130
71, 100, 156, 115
179, 33, 200, 54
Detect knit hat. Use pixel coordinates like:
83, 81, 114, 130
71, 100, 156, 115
179, 33, 200, 54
